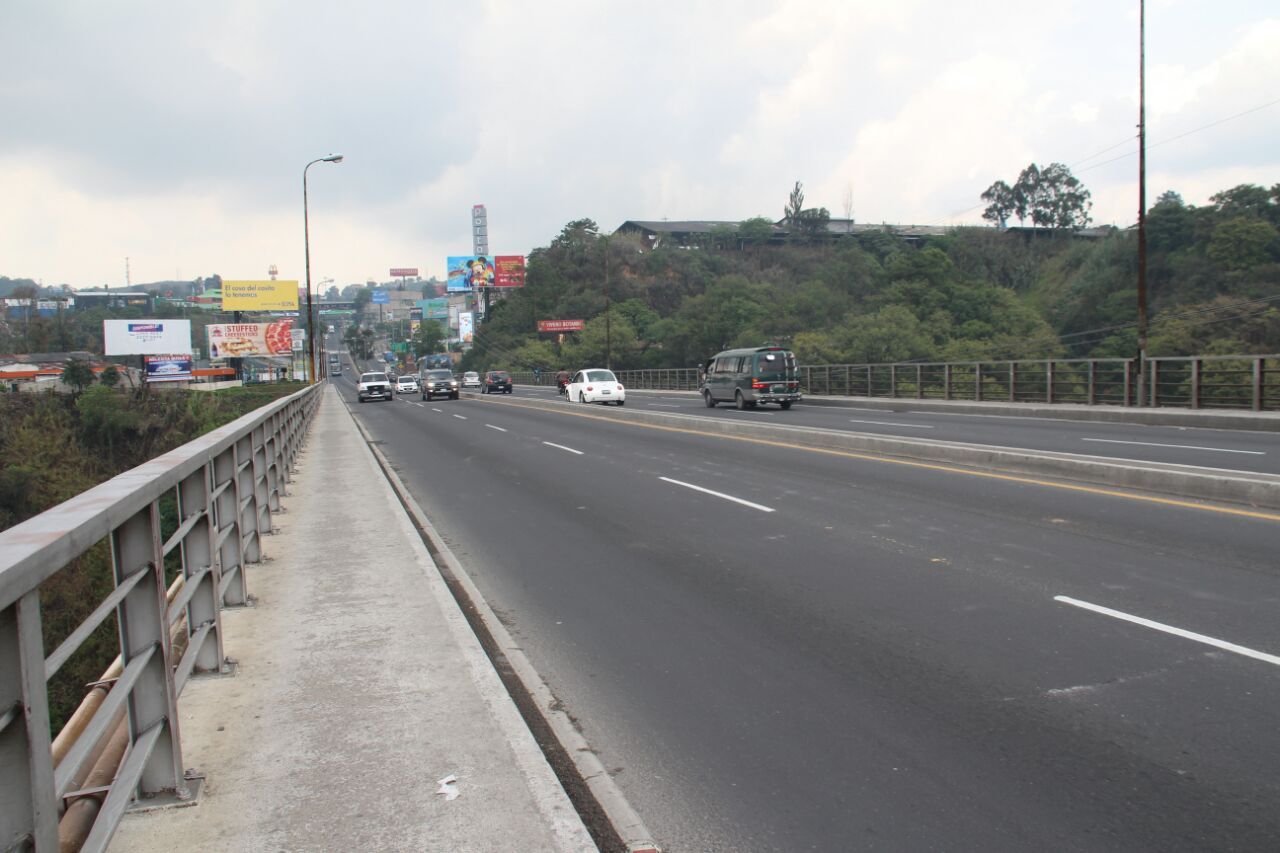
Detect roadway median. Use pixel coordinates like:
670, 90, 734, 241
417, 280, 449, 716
468, 391, 1280, 512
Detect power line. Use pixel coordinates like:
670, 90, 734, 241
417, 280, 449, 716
1076, 96, 1280, 175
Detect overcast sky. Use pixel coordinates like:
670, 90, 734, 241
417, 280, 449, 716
3, 0, 1277, 291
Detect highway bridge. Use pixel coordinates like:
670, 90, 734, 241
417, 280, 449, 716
4, 356, 1279, 851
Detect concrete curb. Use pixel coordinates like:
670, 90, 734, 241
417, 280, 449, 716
468, 393, 1280, 512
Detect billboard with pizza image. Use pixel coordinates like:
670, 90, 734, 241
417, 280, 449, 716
206, 320, 295, 359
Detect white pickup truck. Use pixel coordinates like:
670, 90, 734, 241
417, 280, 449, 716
357, 371, 393, 403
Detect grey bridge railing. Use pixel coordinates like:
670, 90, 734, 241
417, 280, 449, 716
513, 355, 1279, 411
1, 383, 320, 852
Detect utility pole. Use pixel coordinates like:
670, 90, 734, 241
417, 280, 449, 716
603, 235, 611, 369
1136, 0, 1148, 406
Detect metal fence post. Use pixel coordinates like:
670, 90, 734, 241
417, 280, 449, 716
865, 365, 872, 396
252, 425, 272, 538
1046, 361, 1055, 404
890, 364, 897, 398
1009, 362, 1016, 402
916, 365, 923, 399
1191, 358, 1202, 409
975, 363, 983, 402
1150, 359, 1159, 407
0, 592, 59, 850
1087, 360, 1097, 405
1254, 358, 1264, 412
111, 505, 187, 801
235, 435, 260, 565
214, 446, 247, 608
178, 465, 224, 677
944, 364, 952, 401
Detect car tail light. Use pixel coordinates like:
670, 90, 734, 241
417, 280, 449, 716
616, 384, 624, 391
586, 385, 594, 392
751, 379, 769, 389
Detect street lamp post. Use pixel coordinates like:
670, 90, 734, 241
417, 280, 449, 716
304, 154, 343, 384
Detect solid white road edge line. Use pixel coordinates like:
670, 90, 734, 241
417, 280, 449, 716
848, 418, 936, 429
1054, 595, 1280, 667
1080, 437, 1264, 454
453, 414, 467, 420
543, 441, 584, 455
658, 476, 775, 513
485, 424, 508, 432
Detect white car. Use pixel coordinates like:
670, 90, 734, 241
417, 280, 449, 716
461, 371, 481, 389
395, 375, 419, 394
566, 368, 626, 405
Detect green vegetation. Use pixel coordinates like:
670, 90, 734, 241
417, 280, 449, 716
462, 181, 1279, 374
0, 383, 304, 732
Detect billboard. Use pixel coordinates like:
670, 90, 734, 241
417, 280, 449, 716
371, 289, 390, 305
417, 297, 449, 319
537, 319, 585, 333
206, 320, 295, 358
390, 267, 418, 277
446, 255, 494, 291
144, 354, 193, 382
458, 311, 474, 343
493, 255, 526, 287
104, 319, 193, 355
221, 280, 300, 311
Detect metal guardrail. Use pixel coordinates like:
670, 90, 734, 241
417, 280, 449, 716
0, 383, 320, 852
512, 355, 1279, 411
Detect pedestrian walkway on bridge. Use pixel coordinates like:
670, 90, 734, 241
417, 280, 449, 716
109, 386, 595, 852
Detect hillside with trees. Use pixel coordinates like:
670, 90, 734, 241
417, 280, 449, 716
461, 180, 1279, 374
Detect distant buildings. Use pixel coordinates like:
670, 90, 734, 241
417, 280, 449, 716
613, 219, 1114, 250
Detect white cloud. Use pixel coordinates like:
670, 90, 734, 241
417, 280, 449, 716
1, 2, 1276, 287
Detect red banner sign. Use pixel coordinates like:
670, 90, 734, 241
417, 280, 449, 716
390, 267, 418, 277
537, 319, 584, 333
493, 255, 526, 287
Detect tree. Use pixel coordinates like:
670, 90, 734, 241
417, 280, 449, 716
795, 207, 831, 243
1206, 217, 1278, 271
981, 180, 1018, 228
737, 217, 774, 246
784, 181, 805, 225
61, 358, 96, 394
1209, 184, 1278, 225
99, 365, 121, 387
1015, 162, 1092, 229
982, 163, 1092, 230
410, 320, 445, 357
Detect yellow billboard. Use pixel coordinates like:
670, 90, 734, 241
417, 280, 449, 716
221, 280, 300, 311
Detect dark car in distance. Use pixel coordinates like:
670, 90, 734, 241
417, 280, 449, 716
482, 370, 513, 394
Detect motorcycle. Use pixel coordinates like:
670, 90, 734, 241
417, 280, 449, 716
557, 379, 568, 397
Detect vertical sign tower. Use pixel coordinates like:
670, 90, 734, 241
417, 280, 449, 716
472, 204, 490, 322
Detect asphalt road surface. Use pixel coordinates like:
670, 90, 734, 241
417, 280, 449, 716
336, 374, 1280, 851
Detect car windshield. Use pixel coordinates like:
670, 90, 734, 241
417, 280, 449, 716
427, 370, 453, 379
491, 372, 509, 378
584, 370, 616, 382
362, 373, 387, 383
397, 377, 413, 384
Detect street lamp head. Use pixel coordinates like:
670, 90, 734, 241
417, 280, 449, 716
323, 154, 344, 163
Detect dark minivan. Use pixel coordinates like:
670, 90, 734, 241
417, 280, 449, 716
702, 346, 801, 410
